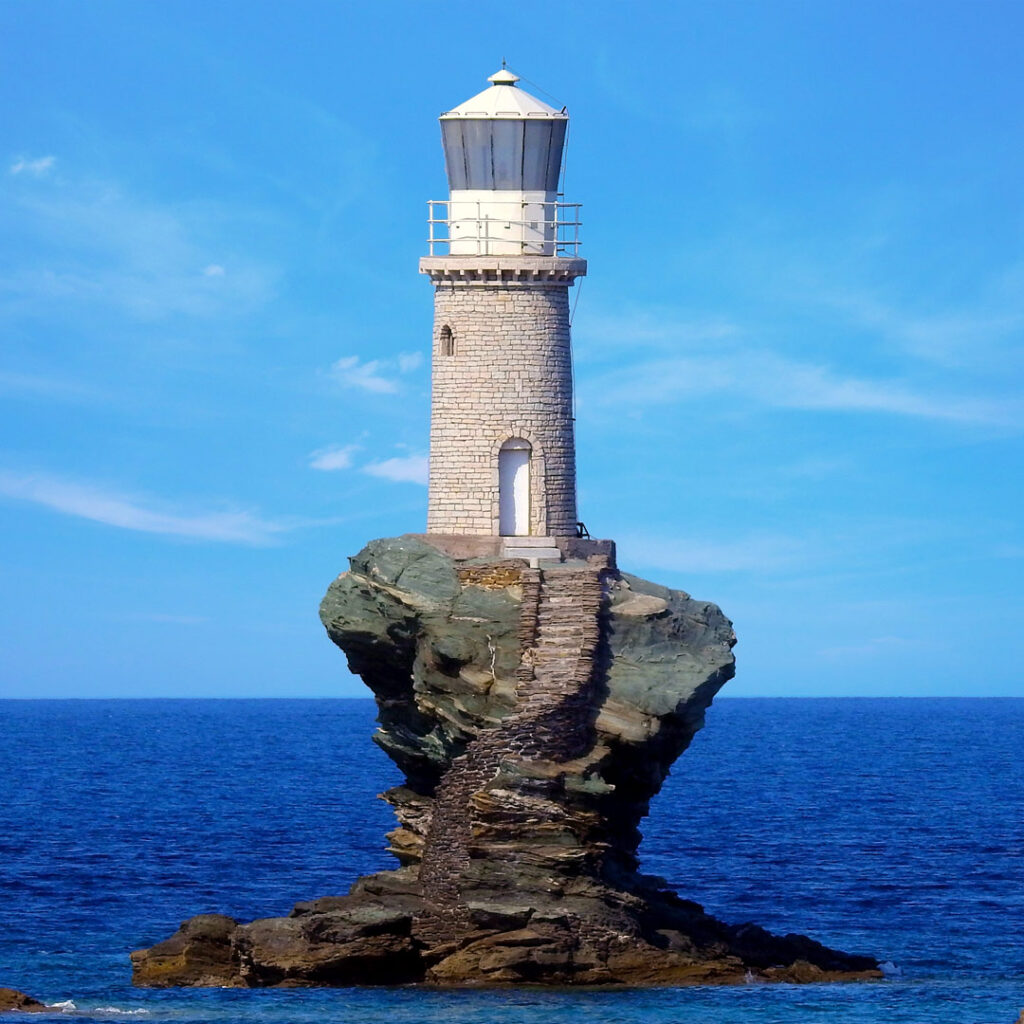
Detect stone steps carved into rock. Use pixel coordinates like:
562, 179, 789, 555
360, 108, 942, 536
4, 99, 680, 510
415, 563, 607, 943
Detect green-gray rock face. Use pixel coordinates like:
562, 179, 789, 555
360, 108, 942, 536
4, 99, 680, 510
131, 535, 879, 988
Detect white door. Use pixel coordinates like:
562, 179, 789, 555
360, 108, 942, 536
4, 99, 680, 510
499, 447, 530, 536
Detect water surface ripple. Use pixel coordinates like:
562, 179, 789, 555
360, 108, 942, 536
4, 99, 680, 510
1, 698, 1021, 1023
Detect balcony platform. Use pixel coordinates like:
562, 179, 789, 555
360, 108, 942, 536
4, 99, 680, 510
419, 255, 587, 286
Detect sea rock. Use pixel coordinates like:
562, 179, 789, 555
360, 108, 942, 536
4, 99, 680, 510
132, 534, 880, 988
129, 914, 242, 987
0, 989, 50, 1013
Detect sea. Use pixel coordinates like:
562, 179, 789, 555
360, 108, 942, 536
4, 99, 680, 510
1, 698, 1021, 1024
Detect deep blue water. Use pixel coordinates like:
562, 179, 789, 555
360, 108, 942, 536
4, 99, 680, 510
1, 698, 1021, 1023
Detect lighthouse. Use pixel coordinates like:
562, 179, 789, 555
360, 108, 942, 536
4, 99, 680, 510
421, 69, 588, 562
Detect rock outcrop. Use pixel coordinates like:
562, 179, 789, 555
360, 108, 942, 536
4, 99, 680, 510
131, 535, 879, 987
0, 989, 50, 1013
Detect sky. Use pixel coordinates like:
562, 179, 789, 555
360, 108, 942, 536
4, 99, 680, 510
1, 0, 1022, 698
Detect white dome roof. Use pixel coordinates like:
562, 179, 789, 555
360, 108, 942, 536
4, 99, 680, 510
440, 69, 566, 120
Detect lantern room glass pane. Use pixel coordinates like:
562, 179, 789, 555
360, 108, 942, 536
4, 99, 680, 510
462, 120, 494, 189
491, 120, 525, 189
522, 121, 555, 192
544, 121, 567, 192
440, 122, 469, 190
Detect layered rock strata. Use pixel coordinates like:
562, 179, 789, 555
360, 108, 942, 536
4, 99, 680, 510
0, 989, 50, 1014
131, 535, 879, 988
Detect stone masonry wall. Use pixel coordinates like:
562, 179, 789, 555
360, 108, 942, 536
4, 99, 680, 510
426, 279, 578, 536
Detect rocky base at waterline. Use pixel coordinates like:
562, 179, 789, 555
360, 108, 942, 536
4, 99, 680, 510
130, 881, 879, 988
0, 989, 50, 1013
131, 535, 879, 988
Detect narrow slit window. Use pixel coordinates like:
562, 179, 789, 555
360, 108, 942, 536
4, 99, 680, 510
440, 325, 455, 356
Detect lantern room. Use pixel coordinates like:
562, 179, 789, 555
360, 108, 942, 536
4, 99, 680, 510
428, 69, 580, 257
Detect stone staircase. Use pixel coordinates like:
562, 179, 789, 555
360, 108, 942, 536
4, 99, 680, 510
500, 535, 562, 566
416, 564, 607, 940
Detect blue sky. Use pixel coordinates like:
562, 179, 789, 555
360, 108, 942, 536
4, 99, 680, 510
2, 1, 1021, 698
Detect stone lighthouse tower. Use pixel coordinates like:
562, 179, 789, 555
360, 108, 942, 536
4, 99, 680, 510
421, 69, 588, 561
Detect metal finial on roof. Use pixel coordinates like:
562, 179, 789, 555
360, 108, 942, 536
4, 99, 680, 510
488, 68, 520, 87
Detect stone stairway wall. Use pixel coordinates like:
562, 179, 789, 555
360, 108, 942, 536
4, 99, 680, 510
416, 563, 608, 940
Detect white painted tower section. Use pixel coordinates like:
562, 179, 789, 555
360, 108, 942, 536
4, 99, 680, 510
422, 70, 586, 538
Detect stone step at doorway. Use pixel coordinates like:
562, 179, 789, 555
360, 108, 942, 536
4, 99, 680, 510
501, 535, 564, 567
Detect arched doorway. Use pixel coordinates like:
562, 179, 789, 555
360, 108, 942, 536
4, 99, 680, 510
498, 438, 531, 536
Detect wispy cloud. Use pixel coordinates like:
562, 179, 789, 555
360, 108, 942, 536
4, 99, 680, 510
575, 308, 740, 354
813, 285, 1024, 371
617, 531, 810, 574
121, 612, 210, 625
0, 471, 288, 545
0, 369, 95, 402
329, 356, 400, 394
582, 349, 1018, 427
10, 155, 55, 176
328, 351, 424, 394
993, 543, 1024, 559
308, 444, 359, 471
309, 442, 427, 483
362, 454, 429, 485
776, 456, 851, 480
819, 636, 914, 659
3, 169, 276, 320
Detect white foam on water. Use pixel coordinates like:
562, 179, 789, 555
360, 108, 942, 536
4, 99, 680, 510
879, 960, 903, 977
43, 1001, 148, 1017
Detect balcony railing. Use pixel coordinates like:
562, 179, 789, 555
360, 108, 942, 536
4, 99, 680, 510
426, 198, 582, 257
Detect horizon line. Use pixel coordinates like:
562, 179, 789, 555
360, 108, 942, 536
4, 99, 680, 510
1, 694, 1021, 702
